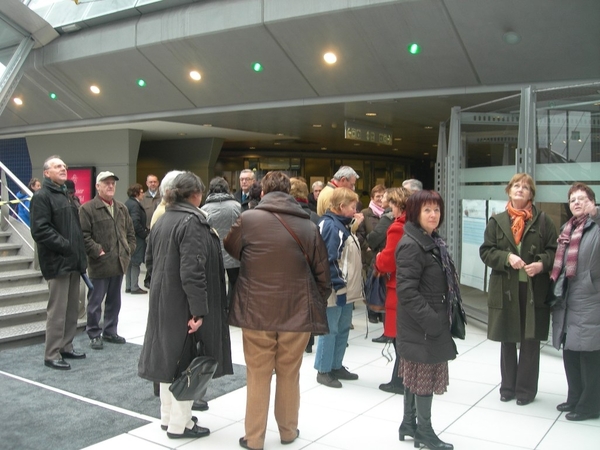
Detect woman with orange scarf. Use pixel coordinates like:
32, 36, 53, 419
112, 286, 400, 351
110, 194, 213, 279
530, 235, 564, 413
480, 173, 557, 406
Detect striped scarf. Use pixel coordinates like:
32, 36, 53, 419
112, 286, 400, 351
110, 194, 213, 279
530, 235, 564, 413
550, 214, 587, 281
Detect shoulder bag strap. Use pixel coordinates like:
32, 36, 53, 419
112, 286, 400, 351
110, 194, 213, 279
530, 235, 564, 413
271, 212, 311, 267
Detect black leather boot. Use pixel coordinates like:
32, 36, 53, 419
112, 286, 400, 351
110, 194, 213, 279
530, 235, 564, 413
399, 387, 416, 441
381, 355, 404, 394
414, 395, 453, 449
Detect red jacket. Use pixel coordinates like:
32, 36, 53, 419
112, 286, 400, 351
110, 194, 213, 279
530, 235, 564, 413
375, 213, 406, 337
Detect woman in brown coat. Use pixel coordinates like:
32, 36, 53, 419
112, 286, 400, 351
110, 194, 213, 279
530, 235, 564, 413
224, 171, 331, 450
480, 173, 557, 406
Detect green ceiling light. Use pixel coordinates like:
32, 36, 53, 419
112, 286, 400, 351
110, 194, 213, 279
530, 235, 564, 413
137, 79, 147, 87
49, 92, 57, 100
252, 62, 264, 72
407, 43, 421, 55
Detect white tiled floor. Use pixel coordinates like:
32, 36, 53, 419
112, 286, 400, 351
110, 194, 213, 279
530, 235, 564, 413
83, 290, 600, 450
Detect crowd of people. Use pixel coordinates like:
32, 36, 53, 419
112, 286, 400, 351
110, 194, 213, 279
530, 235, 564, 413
24, 158, 600, 449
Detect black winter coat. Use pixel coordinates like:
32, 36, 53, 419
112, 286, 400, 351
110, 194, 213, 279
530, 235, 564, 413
125, 197, 149, 239
138, 201, 233, 383
395, 222, 457, 364
30, 177, 87, 280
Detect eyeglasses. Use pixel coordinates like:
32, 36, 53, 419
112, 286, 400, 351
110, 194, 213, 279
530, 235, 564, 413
569, 196, 589, 204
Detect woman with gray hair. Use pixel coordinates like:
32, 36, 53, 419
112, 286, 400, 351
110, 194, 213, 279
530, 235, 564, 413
139, 172, 233, 439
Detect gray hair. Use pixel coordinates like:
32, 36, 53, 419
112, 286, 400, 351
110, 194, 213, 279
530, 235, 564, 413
239, 169, 255, 179
159, 170, 184, 197
43, 155, 62, 170
333, 166, 359, 181
402, 179, 423, 193
311, 180, 324, 191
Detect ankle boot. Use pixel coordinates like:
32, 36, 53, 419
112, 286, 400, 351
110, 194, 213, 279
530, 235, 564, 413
399, 387, 417, 441
414, 395, 453, 449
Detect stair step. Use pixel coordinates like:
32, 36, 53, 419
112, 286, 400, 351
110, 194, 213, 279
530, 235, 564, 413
0, 269, 44, 283
0, 255, 33, 271
0, 243, 22, 254
0, 231, 11, 243
0, 320, 47, 343
0, 301, 47, 319
0, 284, 49, 303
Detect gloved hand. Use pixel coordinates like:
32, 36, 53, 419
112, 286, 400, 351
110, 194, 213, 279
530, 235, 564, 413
336, 293, 347, 307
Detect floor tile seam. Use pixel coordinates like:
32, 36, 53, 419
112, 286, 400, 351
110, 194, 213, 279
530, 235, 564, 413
533, 414, 563, 450
123, 433, 174, 450
439, 431, 535, 449
0, 369, 157, 424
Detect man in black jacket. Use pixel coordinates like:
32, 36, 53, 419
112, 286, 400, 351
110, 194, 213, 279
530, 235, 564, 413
30, 156, 88, 370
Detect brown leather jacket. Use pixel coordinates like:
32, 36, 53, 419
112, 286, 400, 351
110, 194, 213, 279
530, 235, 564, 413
224, 191, 331, 334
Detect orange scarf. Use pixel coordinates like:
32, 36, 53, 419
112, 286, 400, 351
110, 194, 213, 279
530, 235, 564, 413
506, 201, 533, 245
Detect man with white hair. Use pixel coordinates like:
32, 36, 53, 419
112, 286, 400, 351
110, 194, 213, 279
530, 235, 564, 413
317, 166, 360, 216
402, 178, 423, 193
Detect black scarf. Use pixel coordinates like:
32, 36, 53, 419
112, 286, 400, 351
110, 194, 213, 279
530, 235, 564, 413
433, 233, 462, 329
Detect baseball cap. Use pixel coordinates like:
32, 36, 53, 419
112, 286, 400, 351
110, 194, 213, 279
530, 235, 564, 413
96, 171, 119, 183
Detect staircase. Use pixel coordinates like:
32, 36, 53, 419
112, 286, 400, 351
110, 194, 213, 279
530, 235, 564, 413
0, 226, 49, 345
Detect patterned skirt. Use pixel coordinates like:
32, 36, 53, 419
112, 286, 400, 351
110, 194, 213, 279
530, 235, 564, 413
399, 357, 449, 396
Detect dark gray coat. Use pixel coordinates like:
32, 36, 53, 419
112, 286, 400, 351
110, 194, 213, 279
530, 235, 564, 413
79, 196, 136, 279
552, 212, 600, 352
395, 222, 457, 364
138, 201, 233, 382
480, 207, 557, 342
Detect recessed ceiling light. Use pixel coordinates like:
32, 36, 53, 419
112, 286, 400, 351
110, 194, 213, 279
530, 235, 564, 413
424, 152, 429, 155
366, 112, 377, 117
312, 124, 322, 128
249, 146, 256, 150
190, 71, 201, 81
503, 31, 521, 45
274, 142, 281, 145
90, 85, 100, 94
392, 148, 398, 151
203, 124, 212, 127
407, 43, 421, 55
394, 137, 402, 141
178, 133, 187, 136
136, 79, 147, 87
353, 143, 360, 146
276, 133, 284, 136
424, 126, 433, 130
432, 144, 438, 147
49, 92, 57, 100
321, 147, 327, 150
323, 52, 337, 64
13, 97, 23, 106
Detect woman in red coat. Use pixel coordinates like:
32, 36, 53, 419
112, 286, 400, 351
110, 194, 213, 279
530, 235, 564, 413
374, 187, 411, 394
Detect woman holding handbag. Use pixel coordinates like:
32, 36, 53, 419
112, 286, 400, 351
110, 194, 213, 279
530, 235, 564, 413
138, 172, 233, 439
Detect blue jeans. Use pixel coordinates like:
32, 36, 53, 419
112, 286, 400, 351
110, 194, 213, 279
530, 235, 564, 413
314, 303, 353, 373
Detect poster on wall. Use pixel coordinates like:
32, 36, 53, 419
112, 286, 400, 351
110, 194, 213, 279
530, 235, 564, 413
68, 167, 96, 204
460, 199, 487, 291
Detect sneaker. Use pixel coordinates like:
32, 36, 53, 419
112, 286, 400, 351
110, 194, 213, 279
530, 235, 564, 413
103, 333, 126, 344
316, 372, 342, 388
331, 366, 359, 380
90, 337, 103, 350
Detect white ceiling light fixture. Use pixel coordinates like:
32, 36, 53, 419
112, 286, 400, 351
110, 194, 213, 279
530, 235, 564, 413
323, 52, 337, 64
190, 71, 201, 81
90, 85, 100, 94
503, 31, 521, 45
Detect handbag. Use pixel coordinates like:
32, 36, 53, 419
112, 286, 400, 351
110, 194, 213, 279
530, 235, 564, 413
365, 266, 386, 312
450, 298, 467, 340
545, 271, 568, 307
169, 334, 218, 401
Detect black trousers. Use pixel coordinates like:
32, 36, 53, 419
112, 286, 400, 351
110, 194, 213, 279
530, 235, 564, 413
499, 282, 540, 402
563, 349, 600, 415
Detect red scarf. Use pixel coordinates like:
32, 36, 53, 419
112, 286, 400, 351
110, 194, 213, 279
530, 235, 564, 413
550, 214, 587, 281
506, 201, 533, 245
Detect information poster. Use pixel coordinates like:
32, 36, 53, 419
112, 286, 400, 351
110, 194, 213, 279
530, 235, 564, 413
460, 199, 487, 291
68, 167, 95, 204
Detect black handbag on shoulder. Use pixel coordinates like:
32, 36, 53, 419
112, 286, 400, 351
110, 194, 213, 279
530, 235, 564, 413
451, 298, 467, 340
169, 334, 218, 401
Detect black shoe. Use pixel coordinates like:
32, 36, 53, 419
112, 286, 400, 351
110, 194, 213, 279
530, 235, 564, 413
60, 350, 86, 359
103, 333, 126, 344
372, 334, 393, 343
517, 398, 533, 406
368, 317, 379, 324
239, 437, 263, 450
192, 400, 209, 411
162, 416, 197, 430
44, 359, 71, 370
167, 423, 210, 439
305, 345, 312, 353
130, 288, 147, 295
379, 382, 404, 394
125, 288, 131, 293
90, 337, 103, 350
500, 395, 514, 402
331, 366, 358, 380
565, 412, 600, 421
281, 429, 299, 445
556, 402, 575, 412
316, 372, 342, 388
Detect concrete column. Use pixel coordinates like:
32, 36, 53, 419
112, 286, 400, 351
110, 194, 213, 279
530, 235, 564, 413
137, 138, 225, 187
26, 129, 142, 202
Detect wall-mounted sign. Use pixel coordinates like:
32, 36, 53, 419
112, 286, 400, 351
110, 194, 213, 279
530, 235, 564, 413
68, 167, 96, 204
344, 120, 392, 146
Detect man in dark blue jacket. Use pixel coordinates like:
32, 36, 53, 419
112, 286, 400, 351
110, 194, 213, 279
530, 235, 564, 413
30, 156, 88, 370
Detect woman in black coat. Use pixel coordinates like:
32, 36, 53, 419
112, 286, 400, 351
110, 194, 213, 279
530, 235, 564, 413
138, 172, 233, 440
396, 190, 458, 450
124, 183, 149, 294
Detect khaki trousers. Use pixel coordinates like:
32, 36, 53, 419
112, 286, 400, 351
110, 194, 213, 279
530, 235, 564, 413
242, 329, 310, 449
45, 272, 81, 361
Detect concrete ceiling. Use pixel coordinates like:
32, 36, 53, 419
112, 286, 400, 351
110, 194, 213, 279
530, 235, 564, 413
1, 0, 599, 161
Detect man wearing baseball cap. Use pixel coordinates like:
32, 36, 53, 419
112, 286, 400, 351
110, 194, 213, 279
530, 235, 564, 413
79, 171, 136, 350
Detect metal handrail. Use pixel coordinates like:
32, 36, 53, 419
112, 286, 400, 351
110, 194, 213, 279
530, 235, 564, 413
0, 160, 35, 251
